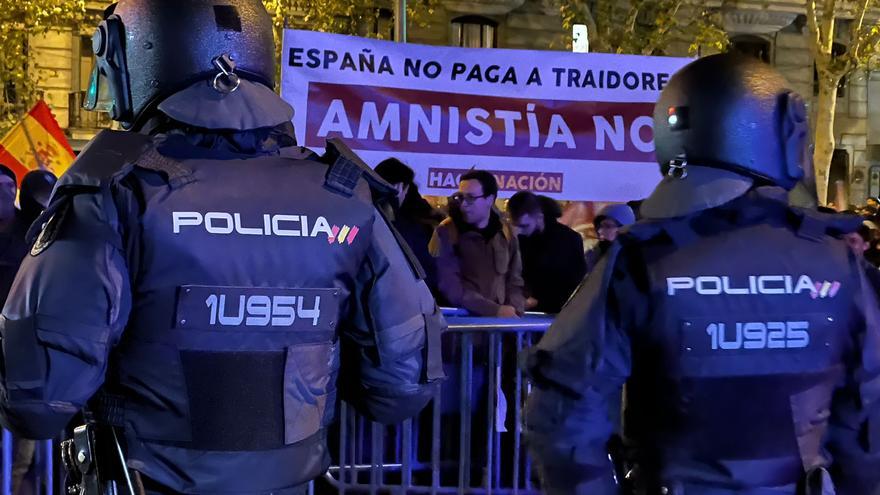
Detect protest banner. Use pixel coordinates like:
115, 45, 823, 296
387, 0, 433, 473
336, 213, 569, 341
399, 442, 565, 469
282, 29, 691, 201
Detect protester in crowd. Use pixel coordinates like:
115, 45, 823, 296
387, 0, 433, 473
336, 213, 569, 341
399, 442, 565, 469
537, 194, 563, 220
428, 171, 524, 487
0, 166, 43, 495
0, 166, 26, 302
627, 199, 644, 220
507, 191, 585, 314
0, 166, 28, 495
865, 233, 880, 268
430, 170, 524, 317
865, 196, 880, 216
584, 203, 636, 274
0, 165, 33, 495
844, 223, 873, 257
374, 158, 443, 294
820, 206, 880, 266
18, 169, 57, 229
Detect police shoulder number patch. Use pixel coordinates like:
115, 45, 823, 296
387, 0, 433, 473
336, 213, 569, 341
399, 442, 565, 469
30, 200, 71, 256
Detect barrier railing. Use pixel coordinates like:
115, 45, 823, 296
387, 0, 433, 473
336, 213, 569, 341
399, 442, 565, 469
320, 313, 552, 494
0, 434, 54, 495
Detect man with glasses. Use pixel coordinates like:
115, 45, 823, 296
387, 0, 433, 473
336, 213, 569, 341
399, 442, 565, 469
430, 170, 524, 318
585, 203, 636, 275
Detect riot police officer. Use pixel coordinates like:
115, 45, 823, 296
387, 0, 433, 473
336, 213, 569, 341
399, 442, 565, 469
0, 1, 444, 493
521, 54, 880, 495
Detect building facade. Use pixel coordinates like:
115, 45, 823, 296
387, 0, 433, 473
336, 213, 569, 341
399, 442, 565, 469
28, 0, 879, 203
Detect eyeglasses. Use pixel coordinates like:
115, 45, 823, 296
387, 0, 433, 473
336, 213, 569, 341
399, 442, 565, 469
451, 193, 490, 205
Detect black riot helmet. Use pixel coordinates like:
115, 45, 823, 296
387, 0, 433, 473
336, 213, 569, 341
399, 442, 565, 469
84, 0, 277, 131
653, 54, 810, 191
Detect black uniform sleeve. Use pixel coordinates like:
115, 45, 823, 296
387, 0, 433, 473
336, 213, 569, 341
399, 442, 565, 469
828, 261, 880, 495
520, 242, 640, 495
340, 208, 445, 425
0, 188, 132, 439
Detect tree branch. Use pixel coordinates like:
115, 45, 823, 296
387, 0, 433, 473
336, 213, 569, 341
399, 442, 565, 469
580, 0, 600, 49
624, 1, 639, 36
806, 0, 832, 79
655, 0, 683, 38
645, 0, 683, 55
820, 0, 836, 53
843, 0, 871, 72
864, 24, 880, 67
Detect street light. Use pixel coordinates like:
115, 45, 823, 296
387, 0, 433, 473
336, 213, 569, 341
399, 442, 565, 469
394, 0, 407, 42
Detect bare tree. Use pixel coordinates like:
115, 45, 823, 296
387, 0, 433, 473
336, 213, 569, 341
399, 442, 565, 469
806, 0, 880, 204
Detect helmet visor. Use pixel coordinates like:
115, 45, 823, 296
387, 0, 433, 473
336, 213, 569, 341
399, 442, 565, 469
84, 64, 115, 114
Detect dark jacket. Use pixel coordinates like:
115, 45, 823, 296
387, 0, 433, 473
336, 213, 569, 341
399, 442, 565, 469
429, 212, 525, 316
0, 217, 28, 305
519, 219, 586, 313
392, 194, 442, 296
584, 240, 612, 275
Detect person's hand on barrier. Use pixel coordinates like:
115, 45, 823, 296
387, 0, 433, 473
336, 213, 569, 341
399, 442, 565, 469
525, 297, 539, 310
497, 305, 519, 318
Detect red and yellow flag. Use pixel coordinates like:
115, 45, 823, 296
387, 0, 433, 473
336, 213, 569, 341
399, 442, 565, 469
0, 100, 75, 183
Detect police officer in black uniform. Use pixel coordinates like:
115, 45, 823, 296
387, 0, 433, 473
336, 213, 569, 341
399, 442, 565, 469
521, 54, 880, 495
0, 1, 444, 493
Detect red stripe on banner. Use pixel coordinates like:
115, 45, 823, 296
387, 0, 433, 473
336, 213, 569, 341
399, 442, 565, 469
28, 100, 75, 156
0, 145, 31, 183
303, 82, 656, 161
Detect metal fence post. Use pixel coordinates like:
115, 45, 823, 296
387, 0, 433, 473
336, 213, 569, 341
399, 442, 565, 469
319, 312, 553, 494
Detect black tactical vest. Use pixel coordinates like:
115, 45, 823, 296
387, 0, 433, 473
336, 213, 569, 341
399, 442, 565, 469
620, 193, 863, 489
70, 131, 378, 493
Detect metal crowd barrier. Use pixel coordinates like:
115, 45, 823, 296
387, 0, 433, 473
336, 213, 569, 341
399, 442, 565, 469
319, 311, 553, 494
0, 433, 54, 495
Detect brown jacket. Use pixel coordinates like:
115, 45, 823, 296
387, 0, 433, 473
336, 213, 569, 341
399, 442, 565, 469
429, 214, 525, 316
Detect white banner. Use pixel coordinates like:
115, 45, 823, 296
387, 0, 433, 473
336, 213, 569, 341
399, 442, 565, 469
281, 29, 692, 201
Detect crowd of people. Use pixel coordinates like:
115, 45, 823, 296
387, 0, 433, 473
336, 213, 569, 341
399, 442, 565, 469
374, 162, 639, 318
0, 165, 57, 495
377, 157, 880, 324
843, 197, 880, 266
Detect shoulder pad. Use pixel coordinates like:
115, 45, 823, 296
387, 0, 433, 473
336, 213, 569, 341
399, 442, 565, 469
791, 207, 862, 240
57, 130, 153, 191
320, 138, 396, 199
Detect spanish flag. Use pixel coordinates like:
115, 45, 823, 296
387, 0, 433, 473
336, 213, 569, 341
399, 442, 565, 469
0, 100, 75, 183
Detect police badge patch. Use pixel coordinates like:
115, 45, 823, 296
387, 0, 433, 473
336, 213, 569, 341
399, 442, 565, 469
30, 199, 71, 256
